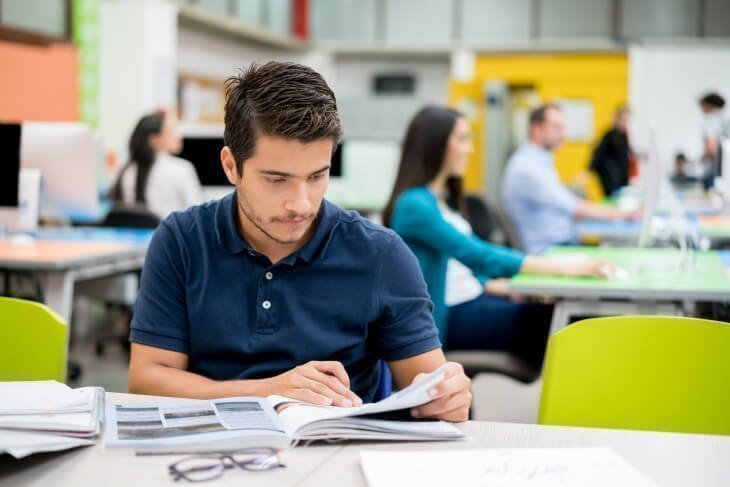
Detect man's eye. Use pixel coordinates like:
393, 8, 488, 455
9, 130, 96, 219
310, 173, 324, 181
269, 178, 286, 184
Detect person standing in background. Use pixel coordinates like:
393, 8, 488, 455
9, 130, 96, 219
110, 110, 203, 219
589, 107, 633, 196
698, 93, 729, 189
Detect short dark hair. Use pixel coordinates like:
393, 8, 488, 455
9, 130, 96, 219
700, 93, 725, 109
223, 61, 342, 174
529, 103, 562, 126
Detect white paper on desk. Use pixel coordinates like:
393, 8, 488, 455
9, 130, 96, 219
360, 448, 657, 487
0, 429, 94, 459
0, 381, 94, 414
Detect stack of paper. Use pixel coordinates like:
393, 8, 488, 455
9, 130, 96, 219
360, 448, 657, 487
0, 381, 104, 458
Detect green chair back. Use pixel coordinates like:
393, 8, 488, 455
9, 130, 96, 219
538, 315, 730, 435
0, 297, 67, 382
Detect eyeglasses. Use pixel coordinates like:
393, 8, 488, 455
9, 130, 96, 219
168, 447, 285, 482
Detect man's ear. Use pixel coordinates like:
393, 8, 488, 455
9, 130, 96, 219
220, 146, 240, 184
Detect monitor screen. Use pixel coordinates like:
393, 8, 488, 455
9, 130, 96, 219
0, 124, 21, 208
21, 122, 99, 219
179, 137, 229, 186
330, 142, 343, 178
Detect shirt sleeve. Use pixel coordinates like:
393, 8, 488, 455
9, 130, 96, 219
129, 218, 190, 354
374, 233, 442, 362
393, 191, 525, 278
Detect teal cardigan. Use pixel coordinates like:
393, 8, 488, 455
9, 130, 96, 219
390, 187, 526, 341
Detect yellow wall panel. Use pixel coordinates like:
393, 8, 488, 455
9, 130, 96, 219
452, 53, 628, 199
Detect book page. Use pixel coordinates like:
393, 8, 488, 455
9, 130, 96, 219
360, 448, 657, 487
272, 365, 447, 436
105, 397, 287, 449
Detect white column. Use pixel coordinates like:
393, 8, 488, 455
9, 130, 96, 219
99, 0, 178, 160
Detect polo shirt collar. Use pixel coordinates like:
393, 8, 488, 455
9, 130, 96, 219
215, 191, 340, 264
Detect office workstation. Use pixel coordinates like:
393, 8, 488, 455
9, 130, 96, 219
2, 1, 730, 486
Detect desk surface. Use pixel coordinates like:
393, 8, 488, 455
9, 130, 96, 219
510, 246, 730, 301
0, 228, 152, 271
1, 392, 729, 487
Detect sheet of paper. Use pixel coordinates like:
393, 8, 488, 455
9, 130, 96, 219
0, 429, 94, 459
360, 448, 656, 487
0, 381, 94, 414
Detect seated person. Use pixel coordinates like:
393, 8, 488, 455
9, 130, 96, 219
128, 62, 471, 422
589, 107, 633, 196
501, 104, 637, 254
110, 110, 203, 219
383, 105, 614, 366
670, 153, 697, 188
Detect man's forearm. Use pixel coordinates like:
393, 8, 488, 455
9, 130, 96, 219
128, 363, 271, 399
575, 200, 623, 221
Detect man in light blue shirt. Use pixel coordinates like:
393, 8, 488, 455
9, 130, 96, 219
502, 104, 632, 254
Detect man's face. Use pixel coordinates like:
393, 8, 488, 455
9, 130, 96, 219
533, 107, 566, 151
225, 135, 334, 247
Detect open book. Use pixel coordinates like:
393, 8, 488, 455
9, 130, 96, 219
105, 366, 464, 452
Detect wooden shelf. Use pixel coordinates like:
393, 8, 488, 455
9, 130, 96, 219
178, 4, 309, 51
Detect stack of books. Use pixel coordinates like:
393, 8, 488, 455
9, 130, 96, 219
0, 381, 104, 458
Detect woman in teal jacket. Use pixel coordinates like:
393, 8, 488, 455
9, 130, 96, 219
383, 106, 611, 364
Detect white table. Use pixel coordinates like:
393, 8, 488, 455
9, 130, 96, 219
1, 392, 729, 486
0, 228, 152, 348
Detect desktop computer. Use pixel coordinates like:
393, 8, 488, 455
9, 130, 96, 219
178, 136, 231, 201
20, 122, 100, 221
0, 124, 21, 230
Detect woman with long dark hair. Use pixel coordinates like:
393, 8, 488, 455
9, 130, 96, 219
383, 105, 613, 364
110, 111, 202, 218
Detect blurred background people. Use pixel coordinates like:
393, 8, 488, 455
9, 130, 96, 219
110, 110, 203, 219
589, 107, 634, 196
501, 104, 637, 254
383, 105, 614, 367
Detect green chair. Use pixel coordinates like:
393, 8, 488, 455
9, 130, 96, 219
538, 315, 730, 436
0, 297, 68, 382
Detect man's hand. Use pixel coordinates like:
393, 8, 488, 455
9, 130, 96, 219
264, 361, 362, 408
410, 362, 471, 422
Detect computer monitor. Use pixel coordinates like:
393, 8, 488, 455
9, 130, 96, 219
0, 124, 21, 229
179, 136, 228, 186
20, 122, 100, 220
638, 125, 661, 248
178, 136, 231, 201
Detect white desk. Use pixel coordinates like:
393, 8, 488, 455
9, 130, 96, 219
1, 392, 729, 486
0, 228, 152, 334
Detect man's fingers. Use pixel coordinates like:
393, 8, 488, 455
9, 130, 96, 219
306, 370, 360, 406
412, 389, 472, 420
288, 388, 333, 406
310, 361, 350, 388
423, 372, 470, 401
303, 377, 357, 407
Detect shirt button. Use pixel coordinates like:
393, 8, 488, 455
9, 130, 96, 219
262, 300, 271, 310
265, 272, 273, 280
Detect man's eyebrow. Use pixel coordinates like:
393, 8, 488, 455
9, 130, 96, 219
258, 165, 331, 177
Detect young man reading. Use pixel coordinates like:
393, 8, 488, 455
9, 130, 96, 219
128, 62, 471, 422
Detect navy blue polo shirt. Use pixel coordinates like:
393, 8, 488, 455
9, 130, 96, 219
129, 192, 441, 402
